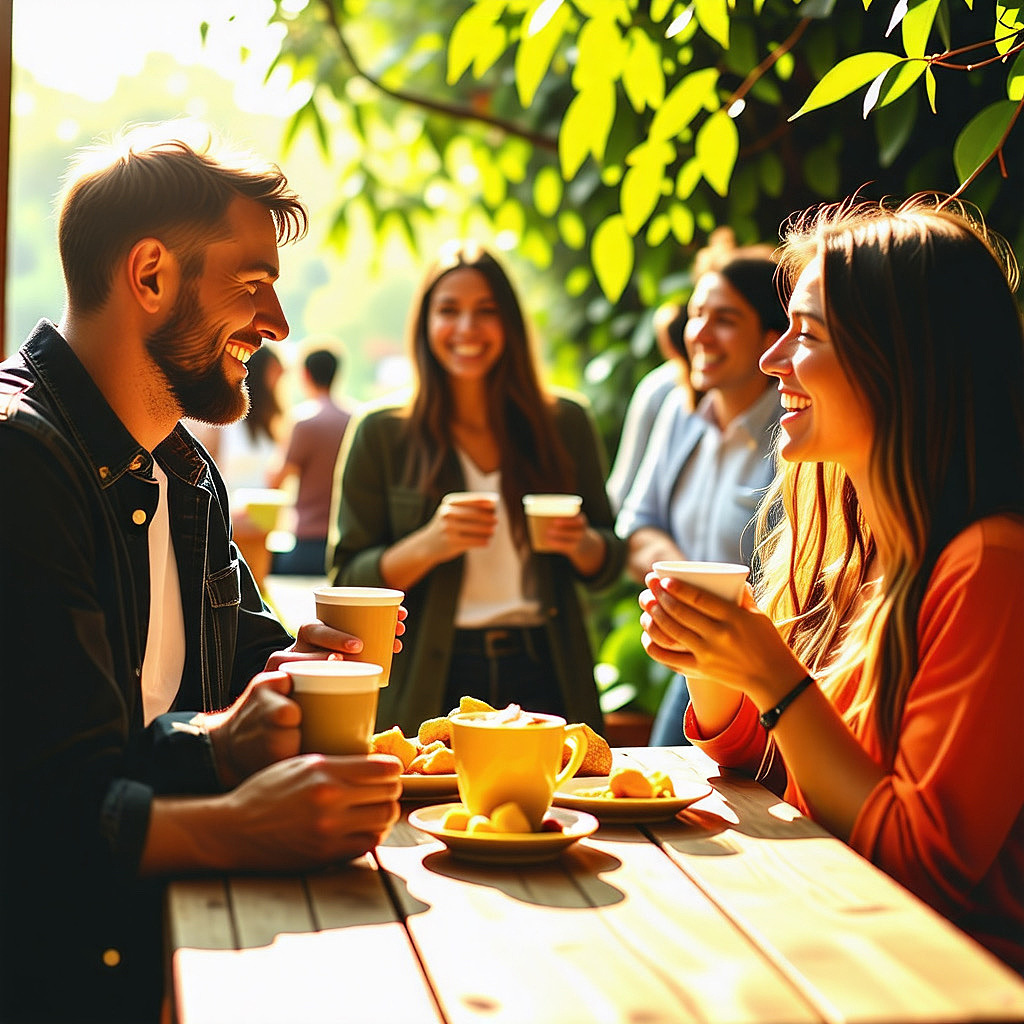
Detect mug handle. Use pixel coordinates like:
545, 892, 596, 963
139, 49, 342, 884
555, 723, 589, 787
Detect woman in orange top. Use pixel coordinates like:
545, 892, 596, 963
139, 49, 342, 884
639, 194, 1024, 974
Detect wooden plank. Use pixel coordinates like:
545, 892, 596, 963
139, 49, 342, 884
171, 858, 443, 1024
376, 821, 819, 1024
630, 748, 1024, 1022
166, 878, 235, 950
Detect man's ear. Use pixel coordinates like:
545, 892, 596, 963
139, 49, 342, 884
126, 238, 178, 314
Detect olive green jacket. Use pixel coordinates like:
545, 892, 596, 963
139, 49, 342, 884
328, 392, 625, 735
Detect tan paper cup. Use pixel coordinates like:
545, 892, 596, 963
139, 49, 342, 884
314, 586, 404, 685
522, 493, 583, 552
281, 660, 383, 755
450, 709, 588, 831
232, 487, 290, 533
652, 560, 750, 602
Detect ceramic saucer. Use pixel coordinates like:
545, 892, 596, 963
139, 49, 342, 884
553, 776, 713, 823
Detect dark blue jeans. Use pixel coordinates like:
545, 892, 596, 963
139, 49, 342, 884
649, 673, 691, 746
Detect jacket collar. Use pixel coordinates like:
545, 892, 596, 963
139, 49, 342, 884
20, 319, 205, 489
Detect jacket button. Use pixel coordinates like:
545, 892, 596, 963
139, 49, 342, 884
132, 509, 147, 525
102, 948, 121, 968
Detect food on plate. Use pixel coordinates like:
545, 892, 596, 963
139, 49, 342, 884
417, 715, 453, 746
369, 725, 418, 770
407, 743, 456, 775
571, 767, 677, 800
440, 801, 564, 835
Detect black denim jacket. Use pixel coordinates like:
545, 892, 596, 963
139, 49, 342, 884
0, 321, 293, 1020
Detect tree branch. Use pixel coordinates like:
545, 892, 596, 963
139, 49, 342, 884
317, 0, 559, 152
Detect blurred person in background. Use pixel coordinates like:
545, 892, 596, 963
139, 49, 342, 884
606, 300, 695, 514
616, 234, 787, 745
269, 345, 352, 576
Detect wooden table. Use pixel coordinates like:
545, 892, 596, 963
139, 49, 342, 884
166, 746, 1024, 1023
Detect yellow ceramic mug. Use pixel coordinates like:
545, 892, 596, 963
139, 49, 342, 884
450, 709, 589, 831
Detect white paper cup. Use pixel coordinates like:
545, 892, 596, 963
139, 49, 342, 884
313, 586, 404, 685
651, 560, 750, 602
522, 493, 583, 552
281, 660, 383, 755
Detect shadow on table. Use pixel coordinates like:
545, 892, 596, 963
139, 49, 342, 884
412, 843, 626, 909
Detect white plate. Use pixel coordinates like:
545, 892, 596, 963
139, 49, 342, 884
407, 803, 598, 864
401, 773, 460, 799
553, 775, 713, 823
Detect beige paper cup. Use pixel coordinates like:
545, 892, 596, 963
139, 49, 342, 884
522, 493, 583, 552
281, 660, 383, 755
313, 586, 404, 685
450, 709, 588, 831
652, 560, 750, 602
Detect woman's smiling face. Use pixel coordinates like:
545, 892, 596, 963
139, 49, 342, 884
426, 267, 506, 383
759, 257, 874, 478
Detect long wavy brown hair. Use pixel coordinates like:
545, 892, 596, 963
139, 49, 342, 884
755, 194, 1024, 764
401, 241, 574, 543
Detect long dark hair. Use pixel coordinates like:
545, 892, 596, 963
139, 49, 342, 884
402, 241, 574, 542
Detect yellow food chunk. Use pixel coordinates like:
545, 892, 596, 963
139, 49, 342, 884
455, 695, 496, 714
467, 814, 496, 834
488, 802, 532, 833
370, 726, 418, 770
417, 716, 452, 746
441, 807, 472, 831
561, 723, 613, 777
649, 771, 675, 798
609, 767, 654, 798
417, 745, 456, 775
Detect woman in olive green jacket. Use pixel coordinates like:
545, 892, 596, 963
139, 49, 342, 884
328, 242, 624, 735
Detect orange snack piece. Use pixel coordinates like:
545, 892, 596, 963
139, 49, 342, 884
370, 726, 418, 770
561, 723, 612, 776
417, 716, 452, 746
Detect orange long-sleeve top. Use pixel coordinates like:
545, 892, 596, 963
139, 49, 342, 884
686, 515, 1024, 974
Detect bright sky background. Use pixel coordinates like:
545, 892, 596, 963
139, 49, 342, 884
12, 0, 308, 113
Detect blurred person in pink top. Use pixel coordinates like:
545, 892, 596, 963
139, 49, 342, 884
270, 346, 352, 575
640, 194, 1024, 974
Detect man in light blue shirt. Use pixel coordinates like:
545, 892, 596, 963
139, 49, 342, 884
615, 244, 787, 744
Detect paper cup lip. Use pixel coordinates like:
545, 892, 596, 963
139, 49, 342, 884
314, 586, 405, 606
522, 493, 583, 512
652, 560, 750, 576
281, 660, 384, 693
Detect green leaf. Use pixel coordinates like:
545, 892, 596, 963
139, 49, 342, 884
758, 149, 784, 197
901, 0, 941, 58
515, 0, 571, 107
996, 5, 1024, 55
1008, 50, 1024, 101
953, 100, 1017, 184
645, 213, 672, 246
558, 81, 617, 178
925, 65, 937, 112
473, 22, 509, 78
622, 27, 666, 112
790, 52, 903, 119
863, 59, 920, 117
447, 0, 506, 85
694, 0, 730, 49
669, 203, 695, 244
533, 164, 563, 217
675, 157, 703, 199
695, 109, 739, 195
620, 160, 666, 233
573, 13, 627, 89
649, 68, 719, 140
559, 209, 587, 249
875, 89, 919, 166
592, 214, 634, 302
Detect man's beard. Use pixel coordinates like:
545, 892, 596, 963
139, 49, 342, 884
145, 277, 250, 426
